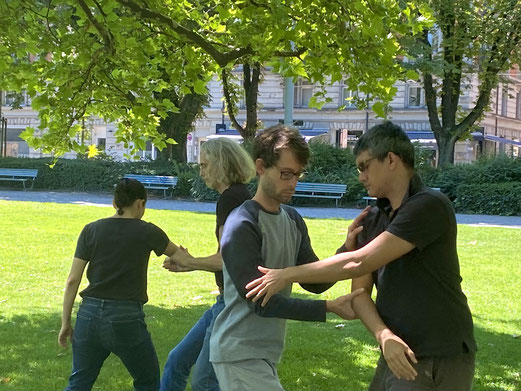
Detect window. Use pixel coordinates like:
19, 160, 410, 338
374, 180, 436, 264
97, 138, 106, 151
516, 92, 521, 119
2, 91, 30, 107
341, 85, 357, 109
502, 87, 508, 116
407, 86, 424, 108
293, 79, 313, 108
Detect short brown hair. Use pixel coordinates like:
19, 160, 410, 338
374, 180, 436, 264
253, 125, 309, 168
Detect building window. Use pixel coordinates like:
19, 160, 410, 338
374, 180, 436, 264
407, 86, 424, 108
2, 91, 30, 107
517, 92, 521, 119
341, 83, 357, 109
502, 87, 508, 116
293, 79, 314, 108
97, 138, 106, 151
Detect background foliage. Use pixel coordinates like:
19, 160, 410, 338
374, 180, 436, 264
1, 149, 520, 215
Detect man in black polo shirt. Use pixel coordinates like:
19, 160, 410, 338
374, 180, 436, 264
245, 121, 476, 390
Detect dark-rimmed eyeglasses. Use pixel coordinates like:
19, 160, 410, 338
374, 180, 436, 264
277, 167, 307, 181
356, 157, 377, 173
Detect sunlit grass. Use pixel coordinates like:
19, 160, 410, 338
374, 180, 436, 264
0, 200, 520, 390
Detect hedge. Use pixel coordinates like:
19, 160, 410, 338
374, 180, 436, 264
1, 152, 520, 215
453, 182, 521, 216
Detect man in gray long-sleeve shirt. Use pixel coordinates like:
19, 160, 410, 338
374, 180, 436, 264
209, 125, 363, 390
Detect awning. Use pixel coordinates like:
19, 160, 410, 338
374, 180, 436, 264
484, 134, 521, 147
207, 128, 328, 142
300, 129, 328, 141
405, 131, 437, 146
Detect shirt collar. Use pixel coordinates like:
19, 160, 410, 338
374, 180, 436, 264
376, 173, 425, 215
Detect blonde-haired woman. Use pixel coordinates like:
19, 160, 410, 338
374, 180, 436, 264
160, 137, 255, 391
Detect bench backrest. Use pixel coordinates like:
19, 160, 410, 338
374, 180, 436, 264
0, 168, 39, 178
123, 174, 178, 186
295, 182, 347, 194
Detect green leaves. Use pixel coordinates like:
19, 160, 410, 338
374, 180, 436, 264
1, 0, 433, 158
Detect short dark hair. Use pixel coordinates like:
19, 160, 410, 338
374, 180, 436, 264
353, 121, 415, 169
114, 178, 147, 215
253, 125, 309, 168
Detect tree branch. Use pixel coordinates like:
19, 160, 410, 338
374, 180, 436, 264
416, 28, 442, 135
77, 0, 114, 54
221, 69, 244, 134
115, 0, 253, 66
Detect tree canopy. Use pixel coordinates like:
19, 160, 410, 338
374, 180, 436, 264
406, 0, 521, 166
0, 0, 429, 158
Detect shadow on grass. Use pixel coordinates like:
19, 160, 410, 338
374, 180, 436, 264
286, 292, 521, 391
0, 304, 210, 390
0, 304, 519, 391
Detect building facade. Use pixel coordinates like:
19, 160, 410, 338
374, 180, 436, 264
2, 69, 521, 164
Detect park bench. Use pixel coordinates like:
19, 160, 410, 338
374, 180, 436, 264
362, 187, 442, 206
123, 174, 178, 198
293, 182, 347, 207
0, 168, 38, 190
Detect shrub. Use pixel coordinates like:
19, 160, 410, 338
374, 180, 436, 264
453, 182, 521, 216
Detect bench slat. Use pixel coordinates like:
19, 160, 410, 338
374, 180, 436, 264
293, 182, 347, 207
0, 168, 38, 190
123, 174, 178, 198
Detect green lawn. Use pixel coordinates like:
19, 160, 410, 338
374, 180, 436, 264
0, 200, 520, 390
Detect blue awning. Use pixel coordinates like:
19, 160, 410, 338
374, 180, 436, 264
213, 127, 328, 140
484, 134, 521, 147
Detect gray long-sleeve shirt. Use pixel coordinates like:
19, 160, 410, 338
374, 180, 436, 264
210, 200, 332, 364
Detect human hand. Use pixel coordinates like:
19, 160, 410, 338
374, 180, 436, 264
245, 266, 290, 306
162, 254, 193, 273
326, 288, 365, 319
58, 324, 73, 348
171, 247, 195, 268
344, 206, 370, 251
378, 329, 418, 381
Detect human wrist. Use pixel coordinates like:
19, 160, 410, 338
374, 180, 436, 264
283, 266, 299, 284
325, 299, 337, 314
375, 327, 392, 346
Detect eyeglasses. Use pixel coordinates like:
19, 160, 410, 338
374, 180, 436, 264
356, 157, 377, 173
277, 167, 307, 181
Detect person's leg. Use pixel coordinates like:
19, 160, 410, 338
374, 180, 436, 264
108, 310, 160, 391
64, 302, 110, 391
431, 352, 475, 391
191, 296, 225, 391
160, 304, 216, 391
368, 352, 475, 391
368, 354, 434, 391
212, 359, 285, 391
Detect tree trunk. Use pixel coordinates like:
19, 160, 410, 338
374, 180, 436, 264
436, 133, 457, 167
222, 62, 261, 143
170, 139, 187, 162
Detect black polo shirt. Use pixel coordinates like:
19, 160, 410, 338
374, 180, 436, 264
356, 174, 476, 358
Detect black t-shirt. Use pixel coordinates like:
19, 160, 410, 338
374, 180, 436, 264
214, 183, 251, 289
75, 217, 169, 303
357, 174, 477, 357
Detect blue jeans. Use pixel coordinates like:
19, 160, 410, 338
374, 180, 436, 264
160, 295, 224, 391
64, 297, 160, 391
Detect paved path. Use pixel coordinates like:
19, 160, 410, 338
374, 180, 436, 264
1, 189, 521, 228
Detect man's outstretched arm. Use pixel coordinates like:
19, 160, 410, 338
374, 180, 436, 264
246, 231, 414, 306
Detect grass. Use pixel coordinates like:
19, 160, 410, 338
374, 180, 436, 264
0, 200, 520, 390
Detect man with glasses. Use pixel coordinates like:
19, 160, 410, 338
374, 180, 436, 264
246, 121, 476, 390
209, 124, 363, 390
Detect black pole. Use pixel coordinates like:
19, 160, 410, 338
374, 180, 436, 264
3, 118, 7, 157
0, 118, 3, 157
0, 91, 3, 157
